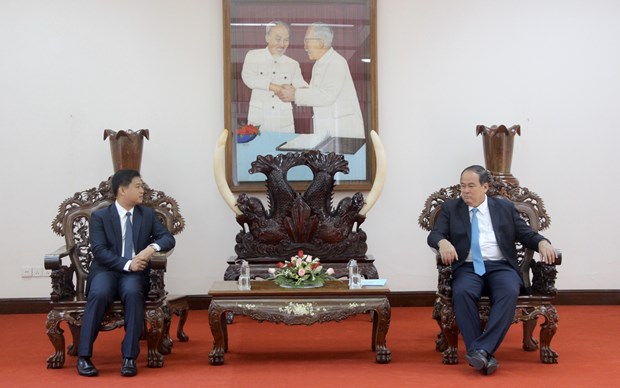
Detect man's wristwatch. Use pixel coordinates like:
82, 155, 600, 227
149, 243, 160, 252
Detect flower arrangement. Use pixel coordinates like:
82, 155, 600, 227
237, 124, 261, 135
269, 250, 335, 288
236, 124, 261, 143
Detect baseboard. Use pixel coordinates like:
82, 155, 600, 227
2, 289, 618, 314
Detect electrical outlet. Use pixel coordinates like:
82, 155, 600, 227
21, 266, 32, 278
32, 267, 46, 277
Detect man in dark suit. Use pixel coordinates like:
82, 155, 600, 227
427, 165, 556, 375
77, 169, 175, 377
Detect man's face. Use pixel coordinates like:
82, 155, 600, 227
121, 177, 145, 207
266, 25, 290, 57
460, 170, 488, 207
303, 27, 324, 61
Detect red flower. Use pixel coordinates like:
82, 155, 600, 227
298, 250, 304, 257
311, 263, 319, 270
277, 262, 284, 268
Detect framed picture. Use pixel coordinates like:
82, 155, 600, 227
223, 0, 378, 192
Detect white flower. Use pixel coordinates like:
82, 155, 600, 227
326, 268, 335, 276
268, 268, 276, 274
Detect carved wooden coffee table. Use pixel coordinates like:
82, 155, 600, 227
207, 280, 391, 365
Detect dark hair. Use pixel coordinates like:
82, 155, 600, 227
461, 165, 490, 185
112, 169, 141, 197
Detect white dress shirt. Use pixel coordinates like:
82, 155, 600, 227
115, 202, 135, 271
466, 196, 505, 262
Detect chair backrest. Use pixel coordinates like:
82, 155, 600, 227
51, 177, 185, 301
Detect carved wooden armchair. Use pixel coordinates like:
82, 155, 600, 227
44, 178, 187, 369
418, 177, 562, 364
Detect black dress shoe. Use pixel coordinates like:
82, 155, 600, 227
465, 349, 488, 372
121, 357, 137, 377
485, 355, 499, 375
76, 356, 98, 377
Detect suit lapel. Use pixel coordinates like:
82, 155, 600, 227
107, 204, 123, 255
457, 199, 471, 239
487, 197, 503, 246
132, 206, 143, 250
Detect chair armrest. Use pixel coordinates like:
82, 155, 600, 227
147, 248, 173, 300
150, 248, 173, 271
531, 249, 562, 296
44, 245, 73, 270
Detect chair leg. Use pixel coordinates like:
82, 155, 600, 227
539, 305, 559, 364
175, 303, 190, 342
522, 317, 539, 351
46, 310, 66, 369
145, 307, 165, 368
438, 302, 459, 364
432, 300, 448, 352
67, 322, 80, 356
159, 304, 173, 355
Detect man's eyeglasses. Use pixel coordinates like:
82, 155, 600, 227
304, 38, 322, 44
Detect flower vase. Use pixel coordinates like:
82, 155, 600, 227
104, 129, 150, 173
476, 124, 520, 186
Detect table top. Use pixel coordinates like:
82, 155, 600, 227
208, 280, 389, 297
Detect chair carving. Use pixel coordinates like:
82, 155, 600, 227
45, 178, 188, 369
224, 150, 379, 280
418, 176, 562, 364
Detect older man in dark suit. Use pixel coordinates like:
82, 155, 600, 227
77, 169, 175, 377
427, 165, 556, 375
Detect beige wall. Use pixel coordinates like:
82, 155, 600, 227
1, 0, 618, 298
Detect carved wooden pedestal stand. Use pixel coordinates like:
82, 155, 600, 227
224, 151, 381, 282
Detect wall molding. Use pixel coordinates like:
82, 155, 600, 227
2, 289, 618, 314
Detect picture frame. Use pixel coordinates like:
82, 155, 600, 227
223, 0, 378, 192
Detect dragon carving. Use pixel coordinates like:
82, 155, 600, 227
235, 150, 367, 259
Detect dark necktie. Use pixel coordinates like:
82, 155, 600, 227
471, 208, 486, 276
124, 212, 133, 260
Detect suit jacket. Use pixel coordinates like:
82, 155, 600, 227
427, 196, 547, 273
241, 47, 308, 133
295, 47, 365, 139
88, 203, 175, 282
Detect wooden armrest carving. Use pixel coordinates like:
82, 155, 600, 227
435, 253, 453, 298
45, 245, 76, 302
147, 249, 172, 300
531, 249, 562, 297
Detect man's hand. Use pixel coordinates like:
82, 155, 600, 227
438, 239, 459, 265
269, 83, 283, 94
129, 246, 155, 272
538, 240, 557, 264
277, 84, 296, 102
